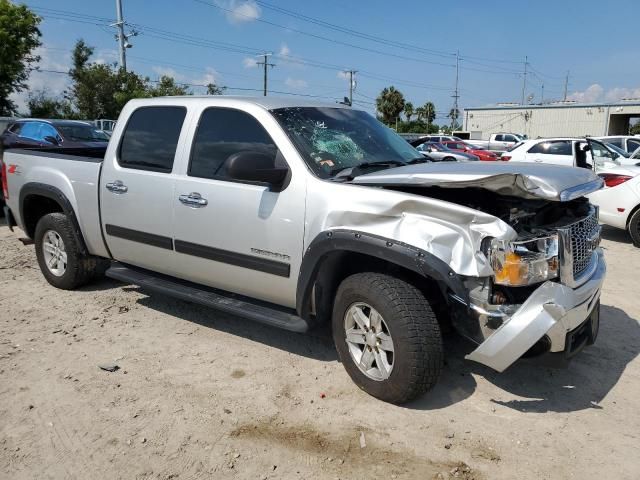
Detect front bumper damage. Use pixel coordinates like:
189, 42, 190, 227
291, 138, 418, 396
463, 248, 606, 372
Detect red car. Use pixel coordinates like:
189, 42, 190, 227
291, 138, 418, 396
441, 141, 499, 161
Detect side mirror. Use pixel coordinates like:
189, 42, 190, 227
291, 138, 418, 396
43, 135, 59, 145
226, 151, 289, 189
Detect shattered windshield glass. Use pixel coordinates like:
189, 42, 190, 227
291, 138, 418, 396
271, 107, 420, 178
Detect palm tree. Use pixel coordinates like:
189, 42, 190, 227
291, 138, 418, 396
404, 102, 414, 123
376, 86, 405, 125
423, 101, 436, 131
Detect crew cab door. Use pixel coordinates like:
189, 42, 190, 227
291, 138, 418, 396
523, 139, 573, 165
100, 105, 188, 275
171, 106, 306, 308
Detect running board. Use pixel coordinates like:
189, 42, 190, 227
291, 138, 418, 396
105, 264, 309, 333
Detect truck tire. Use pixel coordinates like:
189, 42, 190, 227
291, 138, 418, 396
442, 156, 456, 162
629, 208, 640, 247
332, 272, 443, 404
34, 213, 104, 290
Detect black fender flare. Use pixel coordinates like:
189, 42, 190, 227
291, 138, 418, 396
296, 229, 469, 318
19, 182, 89, 255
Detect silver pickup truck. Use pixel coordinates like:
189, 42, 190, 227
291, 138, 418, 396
2, 97, 606, 404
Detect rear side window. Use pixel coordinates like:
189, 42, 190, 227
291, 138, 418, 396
528, 140, 572, 155
607, 138, 623, 148
627, 139, 640, 152
188, 108, 277, 180
8, 123, 23, 134
119, 106, 186, 172
494, 134, 504, 141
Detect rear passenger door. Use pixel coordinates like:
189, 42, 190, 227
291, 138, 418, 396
100, 105, 188, 275
171, 106, 306, 308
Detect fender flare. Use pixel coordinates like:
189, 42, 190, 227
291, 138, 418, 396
19, 182, 88, 255
296, 229, 469, 318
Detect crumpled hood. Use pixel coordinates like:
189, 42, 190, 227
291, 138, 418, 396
352, 162, 604, 201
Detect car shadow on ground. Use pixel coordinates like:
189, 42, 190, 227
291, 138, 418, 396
601, 225, 632, 245
128, 286, 338, 362
408, 304, 640, 412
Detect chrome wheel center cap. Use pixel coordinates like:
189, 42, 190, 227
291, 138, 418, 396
365, 331, 377, 347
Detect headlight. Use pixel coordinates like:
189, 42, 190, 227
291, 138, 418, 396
489, 234, 559, 286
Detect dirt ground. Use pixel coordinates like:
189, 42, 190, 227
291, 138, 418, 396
1, 220, 639, 480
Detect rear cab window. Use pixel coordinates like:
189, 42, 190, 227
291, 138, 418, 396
118, 106, 187, 172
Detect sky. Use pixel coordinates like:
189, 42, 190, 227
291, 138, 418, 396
11, 0, 640, 122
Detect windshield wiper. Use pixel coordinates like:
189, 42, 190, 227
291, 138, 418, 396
330, 160, 412, 180
406, 156, 429, 164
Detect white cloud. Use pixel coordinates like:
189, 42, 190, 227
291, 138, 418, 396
337, 71, 350, 80
568, 83, 640, 103
193, 67, 221, 86
243, 57, 258, 68
284, 77, 307, 89
216, 0, 261, 24
279, 43, 291, 57
152, 66, 186, 81
9, 46, 71, 114
605, 86, 640, 102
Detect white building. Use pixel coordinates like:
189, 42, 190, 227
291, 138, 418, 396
463, 100, 640, 139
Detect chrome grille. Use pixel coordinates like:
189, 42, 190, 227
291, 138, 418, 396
569, 211, 600, 277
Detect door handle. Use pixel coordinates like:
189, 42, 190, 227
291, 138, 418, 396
179, 192, 208, 208
105, 180, 128, 194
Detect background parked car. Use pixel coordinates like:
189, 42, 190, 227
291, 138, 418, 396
441, 140, 499, 161
466, 133, 525, 152
413, 141, 479, 161
594, 136, 640, 153
1, 119, 109, 158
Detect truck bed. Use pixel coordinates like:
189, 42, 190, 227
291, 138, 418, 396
3, 149, 109, 258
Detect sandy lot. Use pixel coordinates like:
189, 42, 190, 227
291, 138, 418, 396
0, 220, 639, 480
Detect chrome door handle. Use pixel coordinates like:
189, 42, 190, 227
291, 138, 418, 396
179, 192, 208, 208
105, 180, 128, 194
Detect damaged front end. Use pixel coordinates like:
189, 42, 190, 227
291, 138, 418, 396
352, 162, 606, 371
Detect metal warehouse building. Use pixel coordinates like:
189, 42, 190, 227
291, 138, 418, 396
463, 100, 640, 138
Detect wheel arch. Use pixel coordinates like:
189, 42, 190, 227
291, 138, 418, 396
296, 230, 468, 326
19, 182, 88, 255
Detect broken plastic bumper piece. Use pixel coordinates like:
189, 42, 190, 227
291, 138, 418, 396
465, 248, 605, 372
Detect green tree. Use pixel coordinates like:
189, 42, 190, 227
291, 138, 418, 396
67, 39, 153, 119
206, 82, 226, 95
630, 121, 640, 136
403, 101, 414, 122
376, 86, 405, 125
0, 0, 42, 115
423, 102, 436, 130
27, 89, 70, 118
149, 76, 191, 97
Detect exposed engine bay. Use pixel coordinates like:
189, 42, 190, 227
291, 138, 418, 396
383, 186, 592, 235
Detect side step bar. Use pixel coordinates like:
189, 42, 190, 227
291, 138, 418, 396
106, 263, 309, 333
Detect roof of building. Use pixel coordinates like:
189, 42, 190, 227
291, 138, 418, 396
465, 100, 640, 111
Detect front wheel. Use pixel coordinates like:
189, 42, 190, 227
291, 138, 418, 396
628, 208, 640, 247
332, 273, 444, 404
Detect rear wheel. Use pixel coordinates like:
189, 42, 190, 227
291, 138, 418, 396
443, 156, 456, 162
628, 208, 640, 247
34, 213, 106, 289
332, 272, 443, 404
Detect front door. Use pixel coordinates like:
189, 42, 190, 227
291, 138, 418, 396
172, 106, 306, 308
100, 105, 188, 275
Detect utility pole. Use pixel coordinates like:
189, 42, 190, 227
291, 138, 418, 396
114, 0, 127, 71
563, 71, 570, 101
541, 83, 544, 104
257, 53, 275, 96
521, 55, 528, 105
450, 50, 460, 130
348, 70, 357, 106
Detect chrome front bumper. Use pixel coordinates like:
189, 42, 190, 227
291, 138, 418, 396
465, 248, 606, 372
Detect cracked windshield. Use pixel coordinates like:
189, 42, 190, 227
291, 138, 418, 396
271, 107, 420, 178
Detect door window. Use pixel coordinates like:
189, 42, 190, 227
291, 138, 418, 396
20, 122, 43, 140
40, 124, 60, 143
494, 134, 504, 142
118, 106, 186, 172
188, 108, 278, 180
627, 139, 640, 152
